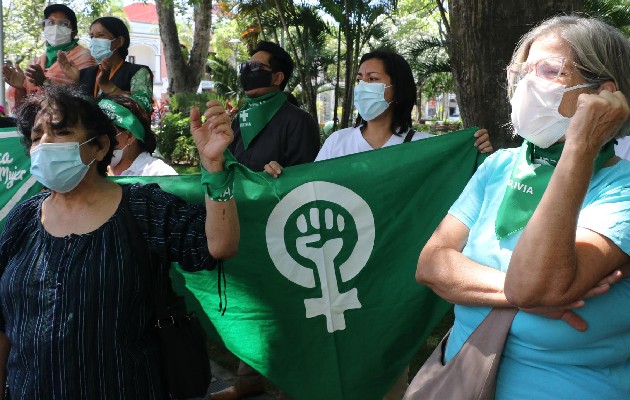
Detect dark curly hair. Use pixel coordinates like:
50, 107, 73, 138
99, 94, 157, 153
15, 85, 117, 176
354, 49, 416, 136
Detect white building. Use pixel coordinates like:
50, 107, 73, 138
124, 3, 168, 100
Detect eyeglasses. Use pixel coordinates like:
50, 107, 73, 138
239, 61, 273, 73
507, 57, 588, 87
42, 18, 72, 29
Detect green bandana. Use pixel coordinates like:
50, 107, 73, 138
130, 91, 153, 114
45, 39, 78, 69
495, 140, 616, 239
239, 91, 287, 149
98, 99, 146, 142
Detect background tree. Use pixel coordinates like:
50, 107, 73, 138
232, 0, 335, 121
319, 0, 396, 128
156, 0, 212, 95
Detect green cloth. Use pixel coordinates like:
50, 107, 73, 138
110, 128, 482, 400
239, 91, 287, 149
129, 69, 153, 112
130, 90, 153, 114
495, 140, 616, 239
0, 128, 44, 232
98, 99, 146, 142
45, 39, 78, 69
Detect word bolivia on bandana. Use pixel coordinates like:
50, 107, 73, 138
506, 179, 534, 194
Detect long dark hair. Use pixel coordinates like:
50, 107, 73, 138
354, 49, 416, 135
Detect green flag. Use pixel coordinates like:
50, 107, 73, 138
0, 128, 44, 233
114, 127, 482, 400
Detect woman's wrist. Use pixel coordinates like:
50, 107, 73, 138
201, 164, 234, 202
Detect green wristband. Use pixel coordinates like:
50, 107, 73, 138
200, 166, 235, 202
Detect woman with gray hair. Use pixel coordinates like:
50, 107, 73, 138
415, 15, 630, 399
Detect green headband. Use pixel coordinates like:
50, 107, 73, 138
98, 99, 146, 142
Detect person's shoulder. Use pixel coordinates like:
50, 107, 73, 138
69, 45, 91, 56
325, 126, 359, 142
410, 131, 433, 141
486, 147, 518, 164
475, 147, 519, 174
281, 102, 316, 121
3, 191, 47, 230
143, 155, 178, 176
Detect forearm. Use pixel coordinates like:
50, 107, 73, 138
202, 159, 239, 260
205, 197, 239, 260
507, 144, 596, 306
417, 246, 511, 307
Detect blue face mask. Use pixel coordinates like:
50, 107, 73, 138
30, 137, 97, 193
353, 81, 393, 121
89, 38, 113, 62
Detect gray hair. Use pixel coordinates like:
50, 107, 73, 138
509, 15, 630, 138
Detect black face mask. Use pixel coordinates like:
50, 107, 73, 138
240, 67, 274, 91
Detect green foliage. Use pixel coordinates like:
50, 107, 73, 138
170, 92, 223, 114
208, 55, 243, 103
171, 135, 200, 165
585, 0, 630, 34
156, 112, 190, 162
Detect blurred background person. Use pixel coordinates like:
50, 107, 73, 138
99, 94, 176, 176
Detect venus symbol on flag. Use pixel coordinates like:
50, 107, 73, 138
266, 181, 375, 333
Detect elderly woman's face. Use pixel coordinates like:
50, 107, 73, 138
526, 34, 590, 117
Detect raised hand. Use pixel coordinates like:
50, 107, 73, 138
58, 51, 79, 82
3, 64, 25, 89
565, 89, 630, 156
264, 161, 284, 178
190, 101, 234, 172
473, 128, 493, 153
24, 64, 46, 87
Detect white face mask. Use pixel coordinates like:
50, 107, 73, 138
109, 132, 128, 168
510, 74, 594, 148
110, 144, 129, 168
354, 81, 393, 121
44, 25, 72, 46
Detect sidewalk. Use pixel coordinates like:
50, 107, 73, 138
202, 360, 277, 400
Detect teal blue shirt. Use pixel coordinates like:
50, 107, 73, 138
447, 148, 630, 400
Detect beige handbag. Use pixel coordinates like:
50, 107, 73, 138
403, 307, 518, 400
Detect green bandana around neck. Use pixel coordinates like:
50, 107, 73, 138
98, 99, 146, 142
239, 91, 287, 149
45, 39, 78, 69
495, 139, 616, 239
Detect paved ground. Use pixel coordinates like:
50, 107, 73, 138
187, 360, 276, 400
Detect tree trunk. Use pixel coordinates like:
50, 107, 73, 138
156, 0, 212, 95
341, 5, 355, 128
446, 0, 583, 148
